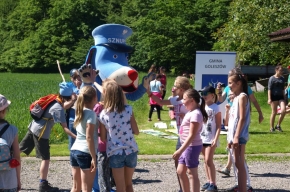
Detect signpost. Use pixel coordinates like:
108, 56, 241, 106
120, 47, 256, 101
195, 51, 236, 122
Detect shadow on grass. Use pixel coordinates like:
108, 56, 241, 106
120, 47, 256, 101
249, 131, 276, 135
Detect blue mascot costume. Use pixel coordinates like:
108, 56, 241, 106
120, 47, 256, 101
84, 24, 153, 101
83, 24, 154, 192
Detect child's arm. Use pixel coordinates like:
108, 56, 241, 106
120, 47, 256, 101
233, 95, 248, 147
172, 122, 199, 160
100, 123, 107, 142
131, 112, 139, 135
63, 93, 77, 110
224, 104, 230, 126
60, 122, 76, 139
86, 123, 97, 172
212, 111, 221, 146
12, 134, 21, 191
146, 89, 171, 105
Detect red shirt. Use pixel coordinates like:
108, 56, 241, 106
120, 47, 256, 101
159, 74, 167, 87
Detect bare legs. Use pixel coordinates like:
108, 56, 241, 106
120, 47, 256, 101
177, 164, 200, 192
71, 166, 96, 192
112, 167, 135, 192
201, 146, 217, 185
270, 100, 286, 129
40, 160, 49, 180
233, 145, 246, 192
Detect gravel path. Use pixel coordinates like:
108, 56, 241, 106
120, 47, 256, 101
20, 157, 290, 192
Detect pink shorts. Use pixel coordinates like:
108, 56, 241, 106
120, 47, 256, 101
149, 92, 162, 105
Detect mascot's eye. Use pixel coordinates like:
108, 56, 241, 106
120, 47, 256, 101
126, 56, 129, 60
113, 55, 118, 59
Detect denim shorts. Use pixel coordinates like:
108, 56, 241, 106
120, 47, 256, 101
239, 137, 247, 145
109, 150, 138, 168
70, 150, 96, 170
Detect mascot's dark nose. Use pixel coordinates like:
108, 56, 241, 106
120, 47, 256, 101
128, 70, 138, 81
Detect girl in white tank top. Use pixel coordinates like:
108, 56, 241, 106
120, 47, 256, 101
227, 74, 251, 192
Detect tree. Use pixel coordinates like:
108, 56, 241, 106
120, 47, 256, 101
213, 0, 290, 66
98, 0, 231, 74
0, 0, 104, 72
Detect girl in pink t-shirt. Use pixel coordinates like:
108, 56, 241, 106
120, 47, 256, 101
147, 76, 192, 191
172, 88, 208, 192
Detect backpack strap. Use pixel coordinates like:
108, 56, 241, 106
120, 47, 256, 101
0, 123, 10, 138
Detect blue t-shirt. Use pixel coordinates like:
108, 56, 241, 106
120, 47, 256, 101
223, 85, 253, 106
67, 82, 79, 121
150, 80, 162, 93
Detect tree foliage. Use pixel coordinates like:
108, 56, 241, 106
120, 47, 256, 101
0, 0, 102, 72
213, 0, 290, 66
98, 0, 231, 74
5, 0, 290, 73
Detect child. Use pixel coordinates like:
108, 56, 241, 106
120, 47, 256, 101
65, 68, 82, 149
94, 98, 115, 192
99, 79, 139, 192
268, 64, 286, 132
70, 86, 98, 192
0, 94, 21, 191
199, 86, 221, 192
172, 88, 208, 192
19, 82, 76, 191
167, 87, 177, 120
227, 74, 250, 192
221, 91, 253, 192
158, 66, 167, 100
148, 76, 192, 191
148, 74, 163, 121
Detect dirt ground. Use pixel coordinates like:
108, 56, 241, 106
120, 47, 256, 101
20, 156, 290, 192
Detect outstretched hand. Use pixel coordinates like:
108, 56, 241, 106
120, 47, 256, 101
143, 72, 156, 90
78, 64, 99, 84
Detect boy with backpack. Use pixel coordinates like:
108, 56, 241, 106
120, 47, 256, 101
0, 94, 21, 191
19, 82, 77, 192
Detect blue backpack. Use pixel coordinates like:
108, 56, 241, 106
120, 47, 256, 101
0, 123, 12, 171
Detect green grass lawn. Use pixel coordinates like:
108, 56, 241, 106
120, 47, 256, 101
1, 72, 290, 156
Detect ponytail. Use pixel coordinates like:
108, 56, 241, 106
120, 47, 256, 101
199, 97, 208, 123
183, 88, 208, 123
74, 93, 85, 128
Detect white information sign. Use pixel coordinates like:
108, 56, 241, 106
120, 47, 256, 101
195, 51, 236, 124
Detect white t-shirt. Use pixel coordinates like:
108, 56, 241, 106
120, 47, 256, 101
201, 103, 220, 144
71, 108, 98, 154
99, 105, 138, 157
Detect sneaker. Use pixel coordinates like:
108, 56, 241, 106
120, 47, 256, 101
275, 125, 283, 132
225, 184, 238, 192
200, 182, 210, 191
247, 186, 254, 192
148, 118, 152, 122
217, 167, 230, 176
39, 181, 59, 192
270, 127, 275, 132
205, 184, 218, 192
